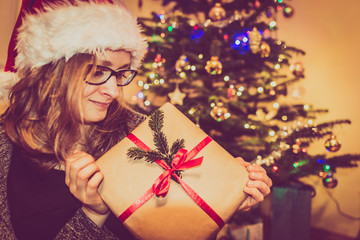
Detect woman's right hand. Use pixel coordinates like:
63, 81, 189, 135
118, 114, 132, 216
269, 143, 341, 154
65, 150, 110, 227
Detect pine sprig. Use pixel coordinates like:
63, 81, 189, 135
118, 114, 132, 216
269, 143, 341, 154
154, 131, 170, 156
149, 109, 164, 133
170, 139, 185, 156
126, 109, 186, 177
127, 147, 147, 160
144, 150, 166, 163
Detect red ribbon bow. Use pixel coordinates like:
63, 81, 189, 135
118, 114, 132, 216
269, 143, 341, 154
119, 133, 225, 229
153, 148, 203, 198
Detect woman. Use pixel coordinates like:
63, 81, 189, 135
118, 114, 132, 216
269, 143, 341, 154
0, 0, 272, 239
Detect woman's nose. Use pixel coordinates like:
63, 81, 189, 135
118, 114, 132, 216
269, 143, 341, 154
100, 76, 120, 99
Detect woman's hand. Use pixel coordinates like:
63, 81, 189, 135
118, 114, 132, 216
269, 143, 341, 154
237, 157, 272, 211
65, 150, 110, 227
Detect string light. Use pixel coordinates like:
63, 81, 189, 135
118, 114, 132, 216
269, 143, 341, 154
270, 81, 277, 87
179, 72, 186, 78
137, 92, 144, 99
324, 164, 331, 172
269, 20, 277, 29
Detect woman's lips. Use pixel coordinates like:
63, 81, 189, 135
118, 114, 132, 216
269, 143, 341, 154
90, 100, 111, 108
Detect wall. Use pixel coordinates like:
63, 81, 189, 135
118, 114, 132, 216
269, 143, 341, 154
276, 0, 360, 237
1, 0, 359, 238
0, 0, 20, 69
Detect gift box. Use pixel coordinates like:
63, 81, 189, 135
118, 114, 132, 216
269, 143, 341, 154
96, 102, 249, 240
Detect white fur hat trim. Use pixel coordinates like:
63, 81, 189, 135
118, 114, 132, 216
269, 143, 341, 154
0, 71, 18, 101
15, 2, 147, 72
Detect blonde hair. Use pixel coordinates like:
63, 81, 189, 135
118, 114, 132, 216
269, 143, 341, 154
2, 53, 133, 170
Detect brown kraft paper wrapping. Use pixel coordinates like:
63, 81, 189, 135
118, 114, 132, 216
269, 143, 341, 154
96, 102, 249, 240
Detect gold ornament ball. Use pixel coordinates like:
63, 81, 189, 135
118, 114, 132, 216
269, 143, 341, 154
210, 102, 231, 122
283, 6, 295, 18
260, 41, 271, 58
247, 86, 258, 96
209, 3, 226, 21
324, 135, 341, 152
205, 56, 223, 75
154, 53, 162, 63
322, 173, 338, 188
175, 55, 190, 73
290, 61, 305, 76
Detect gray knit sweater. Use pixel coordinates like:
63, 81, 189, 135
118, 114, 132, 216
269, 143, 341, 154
0, 112, 146, 239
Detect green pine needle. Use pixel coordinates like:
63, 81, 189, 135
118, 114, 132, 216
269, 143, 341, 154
148, 109, 164, 133
170, 139, 185, 156
145, 150, 165, 163
154, 132, 169, 155
127, 147, 147, 160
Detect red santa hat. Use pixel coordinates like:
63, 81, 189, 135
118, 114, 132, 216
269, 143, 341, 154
0, 0, 147, 99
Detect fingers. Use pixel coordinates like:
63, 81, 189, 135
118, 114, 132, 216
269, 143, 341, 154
65, 151, 101, 197
240, 162, 273, 211
243, 185, 264, 203
246, 178, 271, 197
64, 150, 109, 225
86, 171, 104, 197
65, 150, 85, 186
247, 165, 272, 189
236, 157, 251, 167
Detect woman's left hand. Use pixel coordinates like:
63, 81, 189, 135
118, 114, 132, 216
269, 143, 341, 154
237, 157, 272, 211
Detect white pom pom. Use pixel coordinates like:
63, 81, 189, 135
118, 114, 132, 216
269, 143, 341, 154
0, 71, 18, 101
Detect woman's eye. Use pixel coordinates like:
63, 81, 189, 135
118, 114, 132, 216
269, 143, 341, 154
94, 70, 105, 77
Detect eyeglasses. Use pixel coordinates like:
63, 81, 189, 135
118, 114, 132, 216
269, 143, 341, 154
85, 65, 138, 86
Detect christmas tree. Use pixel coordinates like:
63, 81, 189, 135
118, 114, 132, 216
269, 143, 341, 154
131, 0, 360, 188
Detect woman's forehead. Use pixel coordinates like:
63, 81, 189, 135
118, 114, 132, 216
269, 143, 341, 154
97, 49, 131, 68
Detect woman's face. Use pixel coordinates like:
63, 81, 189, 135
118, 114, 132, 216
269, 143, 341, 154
82, 49, 131, 123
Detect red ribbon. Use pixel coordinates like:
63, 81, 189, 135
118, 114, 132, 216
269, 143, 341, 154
118, 133, 225, 229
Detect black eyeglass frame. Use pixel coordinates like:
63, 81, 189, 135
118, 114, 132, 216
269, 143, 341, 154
85, 65, 138, 86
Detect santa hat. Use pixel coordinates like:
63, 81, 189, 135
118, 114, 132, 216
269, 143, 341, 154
0, 0, 147, 99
